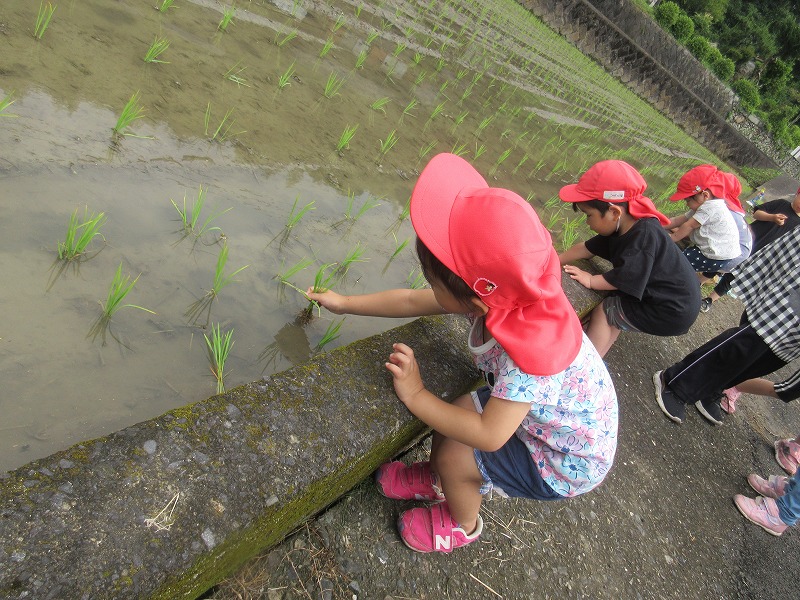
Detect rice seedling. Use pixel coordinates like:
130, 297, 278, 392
377, 129, 398, 163
412, 52, 423, 65
171, 185, 231, 239
475, 115, 494, 136
489, 148, 512, 177
319, 37, 334, 58
100, 263, 155, 319
204, 323, 234, 394
204, 104, 244, 142
413, 71, 427, 87
323, 72, 346, 99
380, 18, 392, 31
223, 61, 250, 87
285, 196, 315, 230
277, 63, 295, 89
438, 81, 449, 96
113, 92, 145, 137
57, 207, 106, 260
315, 318, 345, 351
218, 5, 235, 31
33, 1, 56, 40
365, 30, 379, 46
450, 111, 468, 134
0, 91, 18, 118
391, 42, 406, 58
561, 217, 582, 251
417, 140, 437, 168
370, 97, 390, 114
210, 243, 249, 298
390, 233, 409, 261
276, 30, 297, 47
526, 191, 536, 204
275, 257, 314, 285
354, 4, 362, 18
512, 153, 530, 174
344, 192, 381, 222
399, 197, 411, 221
143, 36, 170, 63
336, 124, 358, 153
474, 143, 486, 160
158, 0, 175, 12
335, 242, 368, 276
354, 49, 368, 70
451, 141, 468, 157
407, 267, 427, 289
399, 99, 418, 122
332, 14, 346, 33
435, 57, 446, 72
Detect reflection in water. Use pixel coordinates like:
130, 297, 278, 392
259, 319, 313, 373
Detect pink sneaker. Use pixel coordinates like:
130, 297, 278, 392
721, 387, 741, 414
774, 439, 800, 475
733, 494, 788, 536
375, 461, 445, 502
397, 502, 482, 553
747, 473, 788, 499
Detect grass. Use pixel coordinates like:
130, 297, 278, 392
143, 36, 170, 63
33, 1, 56, 40
57, 208, 106, 260
218, 5, 235, 31
204, 323, 234, 394
0, 91, 18, 118
336, 124, 358, 153
171, 185, 231, 238
286, 196, 315, 230
100, 263, 155, 319
315, 318, 344, 351
278, 63, 295, 89
113, 91, 146, 137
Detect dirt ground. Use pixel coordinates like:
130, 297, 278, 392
205, 178, 800, 600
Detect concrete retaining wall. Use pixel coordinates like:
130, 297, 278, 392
519, 0, 778, 171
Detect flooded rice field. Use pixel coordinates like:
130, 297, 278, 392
0, 0, 724, 471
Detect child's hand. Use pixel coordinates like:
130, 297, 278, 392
563, 265, 591, 289
305, 288, 347, 314
385, 342, 425, 405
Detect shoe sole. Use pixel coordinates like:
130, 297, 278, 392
653, 371, 682, 424
694, 400, 723, 425
733, 496, 785, 536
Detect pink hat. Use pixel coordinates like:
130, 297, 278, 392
411, 153, 582, 375
669, 164, 726, 201
721, 172, 745, 214
559, 160, 670, 226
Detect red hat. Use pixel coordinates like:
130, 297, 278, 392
411, 153, 582, 376
559, 160, 670, 226
669, 164, 726, 201
721, 172, 745, 214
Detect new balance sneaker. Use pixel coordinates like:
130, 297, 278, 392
699, 297, 713, 313
774, 439, 800, 476
397, 502, 482, 553
747, 473, 788, 499
733, 494, 788, 536
375, 461, 445, 502
721, 387, 741, 414
695, 397, 723, 425
653, 370, 685, 424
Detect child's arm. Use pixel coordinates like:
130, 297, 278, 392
558, 242, 593, 265
562, 265, 618, 291
664, 213, 690, 230
306, 287, 444, 318
753, 209, 787, 226
668, 216, 700, 242
386, 343, 530, 451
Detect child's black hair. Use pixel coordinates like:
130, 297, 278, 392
415, 237, 478, 308
571, 200, 629, 215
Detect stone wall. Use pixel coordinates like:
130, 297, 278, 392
518, 0, 779, 171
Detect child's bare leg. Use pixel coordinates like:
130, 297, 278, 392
586, 304, 620, 357
735, 378, 778, 398
430, 394, 484, 533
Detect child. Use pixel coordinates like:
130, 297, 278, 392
664, 164, 740, 278
558, 160, 700, 357
308, 153, 618, 553
734, 470, 800, 536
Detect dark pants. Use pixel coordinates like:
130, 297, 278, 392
712, 272, 735, 297
664, 315, 787, 406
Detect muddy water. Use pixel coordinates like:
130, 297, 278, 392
0, 0, 723, 471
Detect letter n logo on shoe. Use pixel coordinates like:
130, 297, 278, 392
434, 534, 451, 551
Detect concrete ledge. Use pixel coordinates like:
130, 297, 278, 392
0, 316, 481, 599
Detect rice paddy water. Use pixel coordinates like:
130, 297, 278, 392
0, 0, 728, 471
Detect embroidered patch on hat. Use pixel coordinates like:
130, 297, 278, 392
602, 190, 625, 200
473, 278, 497, 296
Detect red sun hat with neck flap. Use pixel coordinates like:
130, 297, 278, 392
410, 153, 582, 376
558, 160, 670, 226
669, 164, 726, 201
721, 171, 745, 214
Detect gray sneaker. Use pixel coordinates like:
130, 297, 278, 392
653, 371, 685, 424
695, 397, 724, 425
699, 298, 712, 313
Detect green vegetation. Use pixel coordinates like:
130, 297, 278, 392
113, 92, 145, 137
143, 36, 170, 63
171, 185, 230, 239
57, 208, 106, 260
336, 124, 358, 153
285, 196, 315, 230
218, 5, 235, 31
204, 323, 234, 394
0, 91, 18, 117
100, 263, 155, 318
315, 318, 344, 351
33, 1, 56, 40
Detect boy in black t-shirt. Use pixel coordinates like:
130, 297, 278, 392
704, 186, 800, 311
558, 160, 701, 357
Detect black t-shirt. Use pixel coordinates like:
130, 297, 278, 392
584, 217, 700, 336
750, 199, 800, 253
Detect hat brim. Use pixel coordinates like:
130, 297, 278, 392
559, 183, 596, 203
410, 154, 488, 273
668, 190, 693, 201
